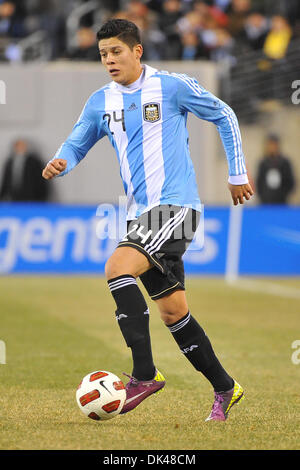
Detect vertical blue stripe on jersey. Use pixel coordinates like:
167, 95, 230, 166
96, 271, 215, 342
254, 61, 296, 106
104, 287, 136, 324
111, 136, 128, 195
103, 91, 127, 194
122, 91, 148, 212
159, 75, 190, 204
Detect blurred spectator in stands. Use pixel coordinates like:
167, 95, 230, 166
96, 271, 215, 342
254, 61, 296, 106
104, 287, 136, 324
177, 9, 204, 38
158, 0, 182, 59
125, 0, 150, 21
68, 26, 99, 61
2, 0, 300, 64
138, 16, 166, 60
256, 134, 295, 204
0, 139, 50, 202
204, 27, 234, 61
263, 15, 292, 61
24, 0, 65, 59
260, 0, 300, 32
242, 11, 269, 51
288, 0, 300, 38
181, 1, 233, 62
181, 0, 195, 13
181, 31, 202, 59
214, 0, 232, 12
114, 0, 164, 60
0, 0, 27, 60
254, 15, 293, 101
226, 0, 251, 38
145, 0, 164, 14
97, 0, 121, 14
0, 1, 26, 38
194, 0, 228, 28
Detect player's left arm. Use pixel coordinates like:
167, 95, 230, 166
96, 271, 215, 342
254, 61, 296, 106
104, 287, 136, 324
227, 182, 254, 206
176, 76, 254, 205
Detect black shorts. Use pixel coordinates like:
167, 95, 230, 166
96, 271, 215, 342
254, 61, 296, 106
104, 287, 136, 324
117, 205, 200, 300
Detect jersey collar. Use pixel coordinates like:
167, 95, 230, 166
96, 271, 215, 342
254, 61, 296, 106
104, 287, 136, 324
110, 64, 158, 93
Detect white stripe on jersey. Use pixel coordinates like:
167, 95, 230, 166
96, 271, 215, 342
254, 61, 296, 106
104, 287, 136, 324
232, 112, 246, 174
141, 77, 165, 208
222, 107, 246, 175
221, 109, 239, 175
159, 70, 203, 97
104, 86, 138, 219
173, 73, 203, 97
223, 107, 240, 174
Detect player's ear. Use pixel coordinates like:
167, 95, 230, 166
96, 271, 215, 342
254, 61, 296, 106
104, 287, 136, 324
135, 44, 143, 60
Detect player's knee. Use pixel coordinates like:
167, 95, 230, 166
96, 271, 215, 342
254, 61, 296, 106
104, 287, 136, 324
159, 309, 187, 326
160, 311, 175, 325
105, 247, 151, 280
156, 291, 189, 325
105, 256, 135, 280
105, 257, 120, 280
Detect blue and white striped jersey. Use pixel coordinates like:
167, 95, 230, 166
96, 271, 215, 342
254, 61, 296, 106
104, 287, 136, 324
53, 64, 247, 219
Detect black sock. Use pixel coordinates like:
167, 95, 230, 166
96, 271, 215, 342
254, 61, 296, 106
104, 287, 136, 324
167, 312, 234, 392
108, 275, 155, 381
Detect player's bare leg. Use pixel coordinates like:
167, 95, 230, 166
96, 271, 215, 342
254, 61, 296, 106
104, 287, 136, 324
105, 247, 165, 414
155, 290, 244, 421
105, 246, 152, 279
155, 289, 189, 325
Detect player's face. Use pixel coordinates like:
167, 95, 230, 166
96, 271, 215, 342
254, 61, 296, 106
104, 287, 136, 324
99, 37, 143, 86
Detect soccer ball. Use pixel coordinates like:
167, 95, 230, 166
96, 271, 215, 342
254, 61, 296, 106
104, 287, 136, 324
76, 370, 126, 421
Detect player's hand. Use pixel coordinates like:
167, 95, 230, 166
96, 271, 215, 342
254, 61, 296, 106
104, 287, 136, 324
228, 182, 254, 206
42, 159, 67, 180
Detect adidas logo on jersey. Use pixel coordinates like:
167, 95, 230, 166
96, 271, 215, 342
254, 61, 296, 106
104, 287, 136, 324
127, 102, 138, 111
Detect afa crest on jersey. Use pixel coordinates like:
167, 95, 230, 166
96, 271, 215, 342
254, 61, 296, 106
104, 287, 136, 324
143, 103, 160, 122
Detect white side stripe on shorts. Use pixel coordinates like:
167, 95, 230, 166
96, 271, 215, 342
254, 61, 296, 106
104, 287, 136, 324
147, 208, 189, 256
144, 208, 187, 255
144, 208, 186, 252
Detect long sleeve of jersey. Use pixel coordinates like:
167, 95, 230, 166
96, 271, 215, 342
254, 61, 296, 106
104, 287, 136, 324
175, 74, 248, 183
52, 91, 107, 176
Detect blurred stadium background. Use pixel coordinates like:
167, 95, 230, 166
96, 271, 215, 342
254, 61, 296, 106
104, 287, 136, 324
1, 0, 300, 451
1, 0, 300, 276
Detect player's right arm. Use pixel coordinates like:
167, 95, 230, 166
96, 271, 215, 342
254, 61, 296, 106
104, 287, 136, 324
42, 91, 106, 180
42, 158, 67, 180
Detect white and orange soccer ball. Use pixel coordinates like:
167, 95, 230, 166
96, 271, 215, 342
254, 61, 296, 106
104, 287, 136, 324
76, 370, 126, 421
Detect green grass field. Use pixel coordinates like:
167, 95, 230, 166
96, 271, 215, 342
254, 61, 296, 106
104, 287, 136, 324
0, 276, 300, 450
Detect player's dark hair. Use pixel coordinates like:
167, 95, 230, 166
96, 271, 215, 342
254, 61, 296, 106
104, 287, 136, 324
96, 19, 141, 49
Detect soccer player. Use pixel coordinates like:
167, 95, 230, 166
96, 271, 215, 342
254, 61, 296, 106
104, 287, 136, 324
42, 19, 254, 421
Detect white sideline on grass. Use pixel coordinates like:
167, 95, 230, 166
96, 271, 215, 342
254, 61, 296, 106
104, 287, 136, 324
226, 278, 300, 300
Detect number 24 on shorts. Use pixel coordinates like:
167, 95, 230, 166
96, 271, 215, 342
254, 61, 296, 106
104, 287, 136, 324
123, 224, 153, 244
